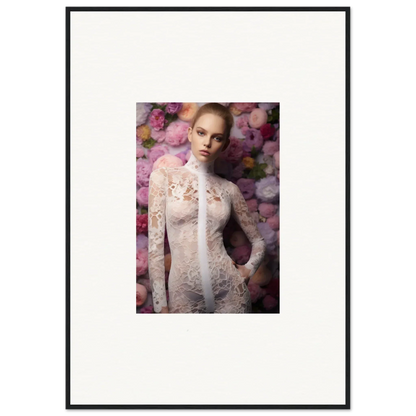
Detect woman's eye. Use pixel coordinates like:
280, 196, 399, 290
197, 131, 222, 141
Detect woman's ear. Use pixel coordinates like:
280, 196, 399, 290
187, 127, 192, 143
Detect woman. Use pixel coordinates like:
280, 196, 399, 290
148, 103, 267, 313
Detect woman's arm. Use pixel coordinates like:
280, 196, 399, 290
230, 182, 267, 279
148, 167, 169, 313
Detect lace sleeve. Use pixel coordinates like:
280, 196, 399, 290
231, 182, 267, 278
148, 167, 168, 313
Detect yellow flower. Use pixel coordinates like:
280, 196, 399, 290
229, 104, 243, 116
136, 124, 151, 141
242, 157, 255, 169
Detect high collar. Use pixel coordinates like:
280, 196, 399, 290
184, 150, 216, 175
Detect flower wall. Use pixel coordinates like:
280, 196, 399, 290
136, 103, 280, 313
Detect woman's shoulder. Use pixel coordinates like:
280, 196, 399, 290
214, 175, 237, 193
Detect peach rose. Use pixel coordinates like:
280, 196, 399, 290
248, 108, 268, 129
273, 151, 279, 169
153, 154, 184, 169
136, 283, 148, 306
177, 103, 199, 121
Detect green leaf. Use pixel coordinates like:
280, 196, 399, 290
142, 138, 157, 149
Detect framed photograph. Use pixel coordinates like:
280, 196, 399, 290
66, 6, 350, 409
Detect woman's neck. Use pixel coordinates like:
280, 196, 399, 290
184, 150, 216, 175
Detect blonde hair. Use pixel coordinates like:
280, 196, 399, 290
190, 103, 234, 142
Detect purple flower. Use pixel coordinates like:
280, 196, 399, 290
136, 103, 152, 126
258, 103, 278, 111
147, 144, 170, 164
257, 222, 277, 246
236, 178, 256, 199
136, 234, 149, 250
136, 159, 153, 187
255, 176, 279, 203
232, 162, 245, 179
139, 305, 154, 313
243, 128, 264, 152
165, 103, 183, 114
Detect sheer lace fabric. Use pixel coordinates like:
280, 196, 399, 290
148, 152, 267, 313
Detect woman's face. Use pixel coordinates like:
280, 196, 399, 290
188, 113, 229, 163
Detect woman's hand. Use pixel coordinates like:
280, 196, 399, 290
160, 306, 169, 313
232, 260, 250, 285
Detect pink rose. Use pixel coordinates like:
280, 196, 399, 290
136, 283, 148, 306
266, 215, 279, 231
233, 103, 257, 113
240, 126, 250, 136
149, 109, 167, 131
258, 203, 277, 218
136, 214, 148, 234
177, 103, 199, 121
147, 144, 170, 164
153, 154, 184, 169
248, 108, 268, 129
136, 159, 153, 187
165, 121, 189, 146
136, 147, 145, 158
151, 128, 166, 143
262, 140, 279, 157
136, 249, 148, 276
136, 187, 149, 206
137, 277, 151, 292
236, 114, 249, 130
246, 198, 258, 212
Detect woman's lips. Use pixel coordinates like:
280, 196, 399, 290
199, 150, 210, 156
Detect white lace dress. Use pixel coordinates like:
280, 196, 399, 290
148, 152, 267, 313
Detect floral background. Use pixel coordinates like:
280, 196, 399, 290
136, 103, 280, 313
